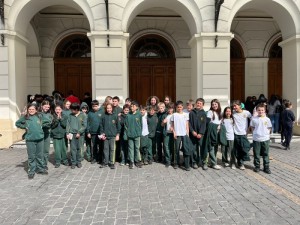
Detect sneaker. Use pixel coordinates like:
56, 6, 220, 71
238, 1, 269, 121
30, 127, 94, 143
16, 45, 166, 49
125, 163, 129, 166
144, 161, 149, 165
63, 161, 69, 166
110, 164, 115, 169
99, 164, 108, 168
77, 163, 82, 168
212, 165, 221, 170
224, 163, 230, 167
129, 162, 134, 169
119, 163, 125, 166
87, 158, 91, 162
91, 159, 96, 164
185, 167, 191, 171
253, 167, 260, 173
192, 164, 198, 169
202, 164, 208, 170
148, 160, 153, 165
71, 165, 76, 169
263, 168, 271, 174
165, 164, 170, 168
239, 165, 245, 170
231, 164, 236, 170
55, 164, 60, 168
37, 170, 48, 175
173, 164, 178, 169
28, 174, 35, 179
136, 162, 142, 168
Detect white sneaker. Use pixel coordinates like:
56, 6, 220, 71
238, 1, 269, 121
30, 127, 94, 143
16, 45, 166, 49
212, 165, 221, 170
239, 165, 245, 170
224, 163, 230, 167
231, 165, 236, 170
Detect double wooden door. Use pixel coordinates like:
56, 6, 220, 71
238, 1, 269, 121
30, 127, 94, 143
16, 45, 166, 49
230, 58, 245, 101
129, 59, 176, 106
54, 58, 91, 99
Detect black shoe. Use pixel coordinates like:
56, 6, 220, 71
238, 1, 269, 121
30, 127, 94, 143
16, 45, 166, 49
45, 166, 48, 170
77, 163, 82, 168
71, 165, 76, 169
135, 162, 142, 168
87, 158, 91, 162
110, 164, 115, 169
173, 164, 178, 169
91, 159, 96, 164
55, 164, 60, 168
148, 160, 153, 165
264, 168, 271, 174
192, 164, 198, 169
129, 162, 134, 169
63, 161, 69, 166
185, 167, 191, 171
144, 161, 149, 165
28, 174, 35, 179
99, 164, 108, 168
253, 167, 260, 173
37, 170, 48, 175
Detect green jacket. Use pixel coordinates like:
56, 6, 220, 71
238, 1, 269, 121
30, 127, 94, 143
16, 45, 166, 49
62, 109, 71, 117
113, 106, 123, 115
147, 114, 158, 138
125, 111, 142, 138
15, 114, 49, 141
87, 109, 102, 134
156, 111, 166, 133
41, 112, 53, 134
66, 112, 87, 135
100, 112, 121, 138
51, 114, 68, 139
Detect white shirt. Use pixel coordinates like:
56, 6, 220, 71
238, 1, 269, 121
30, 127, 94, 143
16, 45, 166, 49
165, 114, 173, 133
141, 114, 149, 136
222, 118, 234, 141
207, 110, 221, 125
171, 112, 189, 136
250, 116, 272, 142
233, 110, 251, 135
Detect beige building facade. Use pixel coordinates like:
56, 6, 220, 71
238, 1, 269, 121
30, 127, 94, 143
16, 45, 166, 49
1, 0, 300, 147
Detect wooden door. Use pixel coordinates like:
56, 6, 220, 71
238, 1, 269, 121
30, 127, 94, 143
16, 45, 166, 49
230, 59, 245, 101
54, 58, 91, 99
129, 59, 176, 106
268, 58, 282, 99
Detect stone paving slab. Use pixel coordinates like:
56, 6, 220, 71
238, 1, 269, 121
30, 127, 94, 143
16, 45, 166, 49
0, 136, 300, 224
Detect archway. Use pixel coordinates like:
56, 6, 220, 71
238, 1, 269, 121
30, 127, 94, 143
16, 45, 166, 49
268, 38, 282, 99
129, 34, 176, 105
54, 34, 91, 99
230, 39, 245, 101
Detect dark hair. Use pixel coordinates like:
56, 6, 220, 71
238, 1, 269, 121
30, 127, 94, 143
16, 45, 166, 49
256, 103, 266, 110
148, 105, 156, 111
196, 98, 205, 105
25, 103, 39, 119
167, 102, 175, 109
131, 101, 139, 106
125, 98, 132, 102
209, 99, 222, 120
40, 100, 51, 113
70, 102, 80, 111
84, 92, 90, 96
139, 105, 147, 110
222, 106, 234, 125
232, 99, 242, 106
105, 103, 113, 112
146, 96, 160, 106
175, 100, 184, 107
123, 104, 130, 110
284, 101, 292, 108
91, 100, 100, 106
113, 96, 120, 101
269, 94, 278, 105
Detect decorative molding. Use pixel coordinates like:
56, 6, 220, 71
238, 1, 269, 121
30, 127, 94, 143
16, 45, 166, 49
0, 0, 4, 45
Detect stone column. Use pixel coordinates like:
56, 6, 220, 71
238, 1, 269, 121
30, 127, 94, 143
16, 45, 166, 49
88, 31, 129, 104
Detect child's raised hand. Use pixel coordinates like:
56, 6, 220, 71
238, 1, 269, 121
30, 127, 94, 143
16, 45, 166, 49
87, 133, 91, 138
76, 133, 80, 138
116, 135, 119, 141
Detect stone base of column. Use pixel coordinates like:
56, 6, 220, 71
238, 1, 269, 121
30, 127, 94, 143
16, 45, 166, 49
0, 119, 24, 149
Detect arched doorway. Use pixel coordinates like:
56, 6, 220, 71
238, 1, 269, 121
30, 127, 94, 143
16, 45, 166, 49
230, 39, 245, 101
268, 38, 282, 99
129, 35, 176, 105
54, 34, 91, 99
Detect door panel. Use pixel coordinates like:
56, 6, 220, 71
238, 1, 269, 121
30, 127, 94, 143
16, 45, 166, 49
268, 59, 282, 99
230, 59, 245, 101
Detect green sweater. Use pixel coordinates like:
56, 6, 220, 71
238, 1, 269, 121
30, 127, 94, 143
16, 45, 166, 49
15, 114, 48, 141
87, 109, 102, 134
51, 114, 68, 139
125, 111, 142, 138
156, 111, 166, 133
100, 113, 121, 138
41, 112, 53, 135
66, 112, 87, 135
147, 114, 158, 138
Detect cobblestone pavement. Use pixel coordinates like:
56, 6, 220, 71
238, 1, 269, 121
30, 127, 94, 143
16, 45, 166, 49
0, 136, 300, 225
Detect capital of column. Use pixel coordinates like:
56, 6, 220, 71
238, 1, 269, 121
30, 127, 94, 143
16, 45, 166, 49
188, 32, 234, 47
279, 35, 300, 47
87, 31, 130, 40
0, 30, 29, 44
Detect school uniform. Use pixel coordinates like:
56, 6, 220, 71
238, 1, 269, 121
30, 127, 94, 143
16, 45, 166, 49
221, 118, 235, 165
155, 110, 166, 162
66, 112, 87, 167
125, 111, 142, 165
162, 113, 174, 166
250, 116, 272, 170
113, 105, 123, 161
80, 102, 90, 161
147, 113, 158, 163
189, 108, 207, 167
140, 113, 150, 163
41, 112, 53, 169
119, 113, 128, 165
51, 114, 68, 166
62, 109, 72, 149
233, 110, 252, 167
282, 108, 295, 149
87, 109, 102, 163
100, 112, 121, 166
16, 114, 49, 177
171, 112, 190, 169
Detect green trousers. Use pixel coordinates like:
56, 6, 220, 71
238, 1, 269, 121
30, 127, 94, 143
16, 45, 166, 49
128, 137, 141, 163
26, 139, 44, 175
190, 137, 203, 166
43, 133, 50, 168
70, 136, 84, 165
221, 140, 235, 164
85, 136, 91, 161
253, 140, 270, 168
103, 138, 116, 165
53, 138, 68, 166
163, 133, 174, 165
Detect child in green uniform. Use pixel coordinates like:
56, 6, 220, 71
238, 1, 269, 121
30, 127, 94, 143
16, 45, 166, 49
250, 104, 272, 174
147, 106, 158, 164
51, 104, 69, 168
155, 102, 166, 162
99, 103, 121, 169
140, 106, 150, 165
66, 103, 87, 169
40, 100, 53, 170
87, 100, 102, 164
16, 103, 50, 179
119, 104, 130, 166
125, 101, 143, 169
80, 102, 90, 161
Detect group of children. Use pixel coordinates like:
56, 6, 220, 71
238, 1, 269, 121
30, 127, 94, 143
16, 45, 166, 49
16, 95, 295, 179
